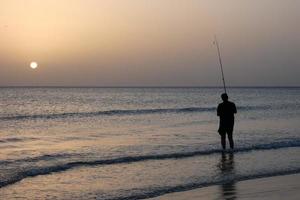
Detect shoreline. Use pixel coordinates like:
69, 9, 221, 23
149, 173, 300, 200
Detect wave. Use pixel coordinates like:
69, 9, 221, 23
1, 139, 300, 188
0, 152, 80, 165
0, 137, 37, 143
0, 105, 268, 121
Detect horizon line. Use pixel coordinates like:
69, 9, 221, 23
0, 85, 299, 88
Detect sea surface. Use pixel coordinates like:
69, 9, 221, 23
0, 87, 299, 199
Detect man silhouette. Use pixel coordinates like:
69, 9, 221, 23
217, 93, 237, 150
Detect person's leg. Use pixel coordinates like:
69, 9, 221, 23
220, 132, 226, 150
227, 131, 234, 149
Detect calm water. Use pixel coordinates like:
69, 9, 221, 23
0, 87, 300, 199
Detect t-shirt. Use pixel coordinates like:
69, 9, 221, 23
217, 101, 237, 129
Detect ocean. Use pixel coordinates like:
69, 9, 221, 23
0, 87, 300, 199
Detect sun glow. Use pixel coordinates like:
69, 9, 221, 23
30, 62, 38, 69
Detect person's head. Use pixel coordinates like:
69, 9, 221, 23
221, 93, 228, 102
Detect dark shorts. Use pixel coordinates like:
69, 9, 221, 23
218, 128, 233, 136
218, 122, 234, 135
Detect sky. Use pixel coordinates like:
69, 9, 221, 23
0, 0, 299, 87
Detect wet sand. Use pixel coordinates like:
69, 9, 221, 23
149, 173, 300, 200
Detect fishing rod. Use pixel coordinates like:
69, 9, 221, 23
214, 35, 227, 94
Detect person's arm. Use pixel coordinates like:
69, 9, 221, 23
217, 105, 220, 116
233, 103, 237, 114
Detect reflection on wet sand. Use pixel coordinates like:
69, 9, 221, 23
218, 152, 236, 200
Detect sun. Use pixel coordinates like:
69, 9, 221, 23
30, 62, 38, 69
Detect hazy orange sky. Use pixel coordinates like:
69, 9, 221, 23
0, 0, 299, 86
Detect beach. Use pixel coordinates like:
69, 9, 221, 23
1, 0, 299, 198
149, 173, 300, 200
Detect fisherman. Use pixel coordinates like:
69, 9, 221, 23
217, 93, 237, 150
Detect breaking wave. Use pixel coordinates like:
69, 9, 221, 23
0, 105, 269, 121
1, 139, 299, 188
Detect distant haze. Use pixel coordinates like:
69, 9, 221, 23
0, 0, 299, 86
